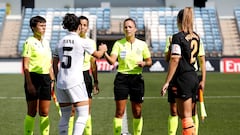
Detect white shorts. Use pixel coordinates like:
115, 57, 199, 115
56, 82, 89, 103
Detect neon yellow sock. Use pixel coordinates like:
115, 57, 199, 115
193, 115, 199, 135
24, 115, 35, 135
84, 115, 92, 135
113, 117, 122, 135
68, 116, 74, 135
40, 116, 50, 135
168, 115, 178, 135
133, 117, 143, 135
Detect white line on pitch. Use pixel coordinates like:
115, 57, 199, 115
93, 96, 240, 99
1, 96, 240, 100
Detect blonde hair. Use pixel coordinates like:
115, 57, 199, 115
178, 7, 194, 35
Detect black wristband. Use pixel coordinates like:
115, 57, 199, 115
50, 80, 55, 83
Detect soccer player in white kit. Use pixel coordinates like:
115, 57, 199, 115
53, 13, 107, 135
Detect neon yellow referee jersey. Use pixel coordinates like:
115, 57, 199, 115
22, 36, 52, 74
111, 38, 151, 74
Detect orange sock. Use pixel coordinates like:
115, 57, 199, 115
182, 117, 195, 135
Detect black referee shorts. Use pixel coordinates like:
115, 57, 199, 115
114, 72, 144, 103
24, 72, 51, 101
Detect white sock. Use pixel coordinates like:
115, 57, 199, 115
59, 106, 72, 135
73, 105, 89, 135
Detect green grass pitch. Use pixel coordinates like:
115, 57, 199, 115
0, 72, 239, 135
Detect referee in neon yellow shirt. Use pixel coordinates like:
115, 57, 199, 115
104, 18, 152, 135
22, 16, 55, 135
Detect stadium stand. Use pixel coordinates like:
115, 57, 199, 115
234, 8, 240, 33
198, 7, 223, 57
129, 7, 223, 57
17, 7, 111, 54
0, 8, 21, 58
219, 15, 240, 56
0, 8, 6, 32
0, 6, 239, 58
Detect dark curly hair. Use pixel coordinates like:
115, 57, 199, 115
62, 13, 80, 31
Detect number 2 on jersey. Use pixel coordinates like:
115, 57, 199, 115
190, 39, 198, 64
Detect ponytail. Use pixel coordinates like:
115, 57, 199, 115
182, 7, 194, 35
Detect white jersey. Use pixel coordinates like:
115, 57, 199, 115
54, 32, 95, 89
82, 37, 96, 71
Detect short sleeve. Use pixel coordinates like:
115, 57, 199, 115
82, 38, 95, 55
22, 40, 31, 57
143, 42, 151, 59
111, 41, 120, 56
198, 39, 205, 56
164, 36, 172, 53
171, 44, 181, 55
171, 34, 181, 55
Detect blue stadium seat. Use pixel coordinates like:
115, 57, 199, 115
17, 7, 223, 57
139, 7, 223, 56
18, 7, 111, 54
159, 42, 166, 52
151, 41, 160, 52
0, 8, 6, 32
234, 8, 240, 33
